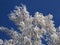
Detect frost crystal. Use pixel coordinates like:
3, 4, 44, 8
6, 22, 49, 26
0, 5, 60, 45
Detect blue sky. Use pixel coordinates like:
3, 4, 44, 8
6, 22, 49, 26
0, 0, 60, 44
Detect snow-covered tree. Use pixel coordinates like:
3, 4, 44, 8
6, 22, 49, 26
0, 4, 60, 45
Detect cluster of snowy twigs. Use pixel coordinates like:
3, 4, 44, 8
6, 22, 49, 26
0, 5, 60, 45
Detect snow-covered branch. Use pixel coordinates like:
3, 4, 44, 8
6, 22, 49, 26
0, 4, 60, 45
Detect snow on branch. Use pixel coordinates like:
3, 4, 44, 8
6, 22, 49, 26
0, 4, 60, 45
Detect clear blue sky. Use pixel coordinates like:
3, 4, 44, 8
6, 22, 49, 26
0, 0, 60, 44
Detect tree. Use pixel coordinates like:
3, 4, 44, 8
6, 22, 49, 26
0, 4, 60, 45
